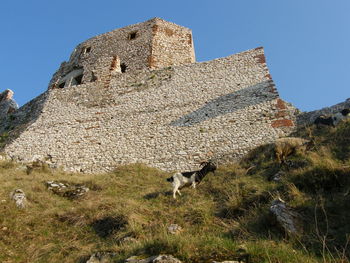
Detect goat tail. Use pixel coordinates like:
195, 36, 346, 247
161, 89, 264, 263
166, 176, 174, 182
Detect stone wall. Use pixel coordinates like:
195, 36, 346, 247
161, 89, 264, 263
49, 18, 195, 90
2, 47, 297, 173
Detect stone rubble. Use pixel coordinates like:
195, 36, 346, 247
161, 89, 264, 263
126, 255, 182, 263
46, 181, 89, 199
9, 189, 27, 209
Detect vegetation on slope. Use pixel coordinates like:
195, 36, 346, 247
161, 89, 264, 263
0, 120, 350, 263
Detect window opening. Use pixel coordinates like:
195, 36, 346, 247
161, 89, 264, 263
120, 63, 127, 73
74, 74, 83, 85
129, 32, 137, 40
58, 82, 65, 89
85, 47, 91, 53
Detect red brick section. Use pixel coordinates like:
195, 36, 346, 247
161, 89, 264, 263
276, 98, 287, 110
109, 56, 118, 71
265, 74, 272, 80
187, 33, 192, 45
271, 119, 294, 128
254, 54, 266, 64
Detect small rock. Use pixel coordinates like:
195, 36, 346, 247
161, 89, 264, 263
9, 189, 27, 209
153, 255, 182, 263
86, 252, 117, 263
126, 255, 182, 263
46, 181, 89, 199
271, 171, 285, 182
167, 224, 182, 235
121, 236, 137, 243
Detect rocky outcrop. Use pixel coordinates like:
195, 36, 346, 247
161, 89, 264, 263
0, 89, 18, 118
269, 198, 302, 236
9, 189, 27, 209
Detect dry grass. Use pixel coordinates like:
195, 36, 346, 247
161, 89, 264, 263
1, 120, 350, 262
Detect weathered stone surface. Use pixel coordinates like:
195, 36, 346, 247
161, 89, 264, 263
9, 189, 27, 209
0, 19, 298, 173
269, 198, 302, 235
46, 181, 89, 199
0, 89, 18, 118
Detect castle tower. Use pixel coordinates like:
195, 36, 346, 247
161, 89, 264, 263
49, 18, 195, 89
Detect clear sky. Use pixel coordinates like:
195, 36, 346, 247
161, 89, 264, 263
0, 0, 349, 111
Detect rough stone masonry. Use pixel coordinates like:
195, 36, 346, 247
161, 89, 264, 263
0, 18, 299, 173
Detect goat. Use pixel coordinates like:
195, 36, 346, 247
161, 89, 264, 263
314, 115, 335, 127
166, 161, 217, 199
314, 109, 350, 127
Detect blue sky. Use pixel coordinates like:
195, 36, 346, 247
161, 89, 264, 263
0, 0, 349, 111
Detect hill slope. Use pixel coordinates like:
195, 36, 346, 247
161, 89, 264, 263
0, 120, 350, 263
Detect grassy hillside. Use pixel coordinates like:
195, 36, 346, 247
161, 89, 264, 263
1, 120, 350, 263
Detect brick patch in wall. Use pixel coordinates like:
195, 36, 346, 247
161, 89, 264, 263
271, 119, 294, 128
254, 54, 266, 64
110, 56, 118, 71
265, 74, 272, 80
276, 98, 287, 110
187, 34, 192, 45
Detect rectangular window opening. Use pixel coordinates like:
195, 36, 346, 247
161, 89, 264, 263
74, 74, 83, 85
129, 32, 137, 40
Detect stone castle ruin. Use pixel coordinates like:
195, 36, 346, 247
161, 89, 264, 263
0, 18, 299, 173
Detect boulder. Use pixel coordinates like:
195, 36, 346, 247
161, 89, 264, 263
269, 198, 302, 236
9, 189, 27, 209
0, 89, 18, 118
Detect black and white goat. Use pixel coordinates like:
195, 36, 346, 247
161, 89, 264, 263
314, 108, 350, 127
166, 161, 217, 199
